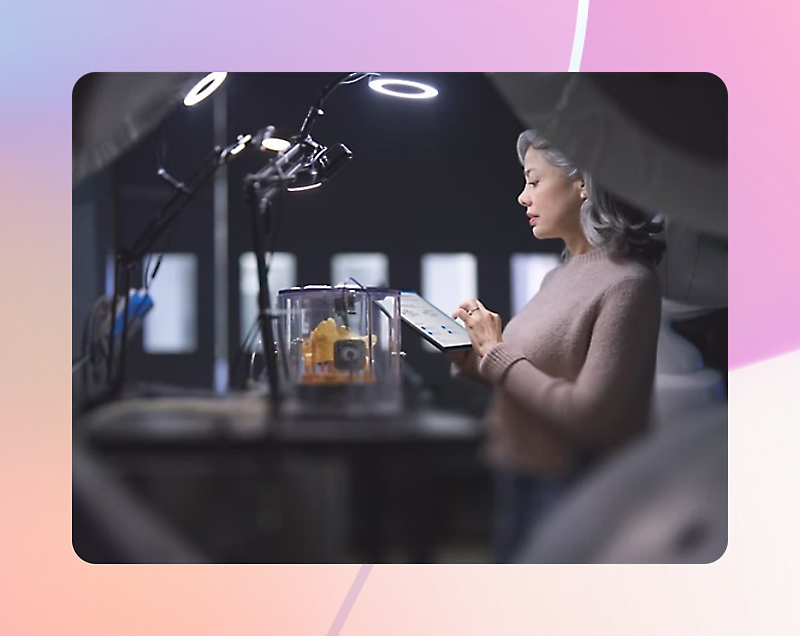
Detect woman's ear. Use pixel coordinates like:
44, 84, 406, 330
577, 177, 588, 200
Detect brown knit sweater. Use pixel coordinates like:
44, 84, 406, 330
458, 248, 662, 477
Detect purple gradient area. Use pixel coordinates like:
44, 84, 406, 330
582, 0, 800, 367
1, 1, 800, 634
2, 2, 578, 72
2, 0, 797, 370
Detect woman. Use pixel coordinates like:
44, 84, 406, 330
450, 129, 664, 563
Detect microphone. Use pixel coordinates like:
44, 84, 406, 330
248, 139, 314, 189
245, 137, 353, 209
315, 142, 353, 181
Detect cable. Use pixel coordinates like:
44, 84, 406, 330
76, 295, 114, 407
230, 196, 287, 389
144, 220, 181, 291
231, 315, 262, 388
143, 146, 222, 290
339, 72, 378, 86
344, 276, 366, 288
144, 119, 173, 288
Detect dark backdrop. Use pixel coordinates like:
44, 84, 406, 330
74, 72, 567, 409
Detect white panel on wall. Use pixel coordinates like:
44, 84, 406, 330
421, 253, 478, 352
142, 253, 198, 354
239, 252, 297, 346
510, 252, 561, 315
331, 253, 389, 288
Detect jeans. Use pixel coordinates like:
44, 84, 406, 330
493, 468, 584, 564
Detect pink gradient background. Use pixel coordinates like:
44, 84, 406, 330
1, 0, 797, 634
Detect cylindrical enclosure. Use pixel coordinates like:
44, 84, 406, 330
275, 285, 403, 417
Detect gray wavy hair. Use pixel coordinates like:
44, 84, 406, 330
517, 129, 665, 265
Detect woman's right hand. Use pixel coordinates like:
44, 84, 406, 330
448, 303, 476, 370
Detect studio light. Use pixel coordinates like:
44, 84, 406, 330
229, 134, 252, 156
262, 137, 292, 152
183, 72, 228, 106
368, 78, 438, 99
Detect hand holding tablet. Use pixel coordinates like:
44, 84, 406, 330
396, 291, 474, 352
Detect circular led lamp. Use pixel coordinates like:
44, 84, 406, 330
286, 182, 322, 192
368, 78, 438, 99
262, 137, 292, 152
183, 72, 228, 106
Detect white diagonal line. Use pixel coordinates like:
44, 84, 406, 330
569, 0, 591, 71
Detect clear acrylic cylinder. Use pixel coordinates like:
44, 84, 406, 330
276, 285, 403, 417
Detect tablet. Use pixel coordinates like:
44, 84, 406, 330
396, 291, 473, 352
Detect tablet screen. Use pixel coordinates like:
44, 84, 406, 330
396, 291, 473, 351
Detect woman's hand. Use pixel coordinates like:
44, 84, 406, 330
452, 299, 503, 358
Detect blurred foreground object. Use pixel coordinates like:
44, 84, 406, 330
73, 72, 206, 185
487, 73, 726, 237
652, 299, 726, 428
515, 405, 727, 563
488, 72, 727, 306
73, 438, 207, 563
489, 73, 728, 564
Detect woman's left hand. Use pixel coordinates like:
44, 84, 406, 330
453, 299, 503, 358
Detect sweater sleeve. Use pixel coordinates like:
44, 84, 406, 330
450, 349, 491, 386
478, 274, 661, 447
